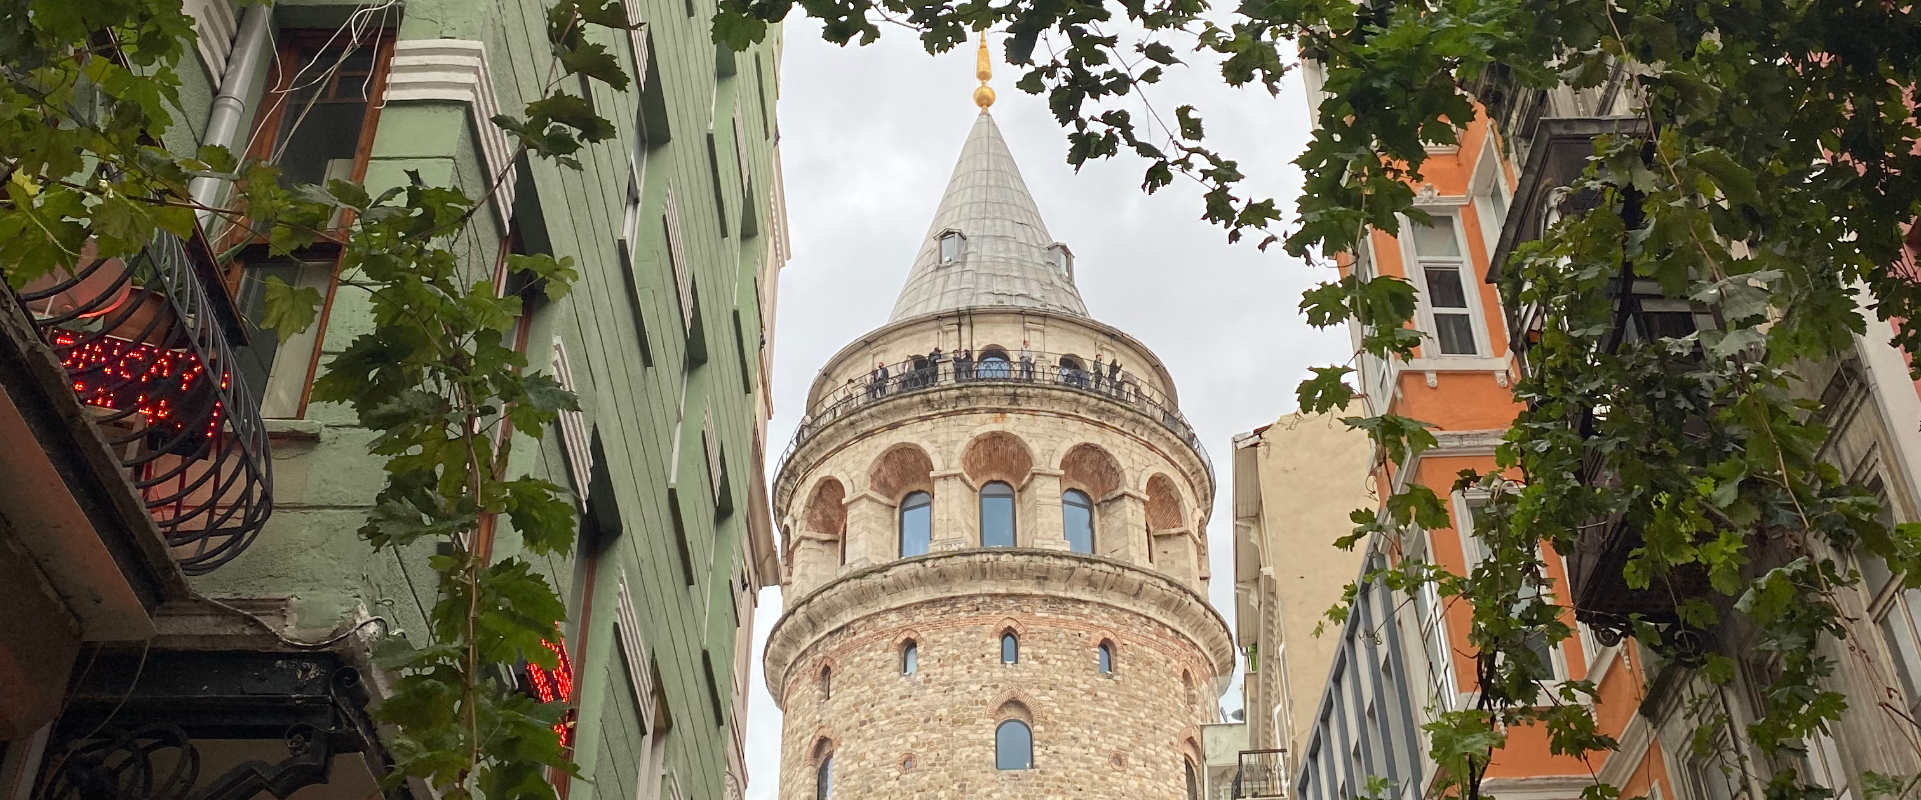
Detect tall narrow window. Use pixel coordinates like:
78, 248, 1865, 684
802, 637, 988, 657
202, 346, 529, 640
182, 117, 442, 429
1001, 632, 1019, 664
902, 640, 919, 675
1185, 759, 1200, 800
995, 720, 1033, 770
900, 491, 933, 557
980, 482, 1016, 547
819, 666, 831, 702
1062, 490, 1095, 554
1098, 641, 1114, 674
815, 755, 833, 799
1409, 215, 1479, 356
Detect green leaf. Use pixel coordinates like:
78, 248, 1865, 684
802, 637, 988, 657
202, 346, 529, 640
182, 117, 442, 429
260, 275, 324, 338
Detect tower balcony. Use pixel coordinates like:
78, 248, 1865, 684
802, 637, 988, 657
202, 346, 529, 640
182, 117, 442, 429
776, 350, 1213, 489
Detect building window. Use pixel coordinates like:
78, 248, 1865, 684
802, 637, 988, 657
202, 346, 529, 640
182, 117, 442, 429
819, 665, 831, 702
995, 720, 1033, 770
902, 640, 919, 675
1001, 632, 1019, 664
1047, 243, 1073, 277
1063, 489, 1095, 554
981, 481, 1016, 547
1455, 493, 1564, 681
1098, 641, 1114, 674
1185, 759, 1200, 800
1407, 214, 1480, 356
815, 755, 833, 800
900, 491, 933, 557
939, 231, 966, 265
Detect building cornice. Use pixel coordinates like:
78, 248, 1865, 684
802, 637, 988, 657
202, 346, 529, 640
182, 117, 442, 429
762, 549, 1236, 705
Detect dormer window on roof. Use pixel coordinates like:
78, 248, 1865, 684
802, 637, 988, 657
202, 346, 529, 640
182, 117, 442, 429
938, 230, 967, 266
1047, 243, 1073, 278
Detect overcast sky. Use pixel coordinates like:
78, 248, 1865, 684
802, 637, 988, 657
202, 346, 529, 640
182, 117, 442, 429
745, 18, 1349, 796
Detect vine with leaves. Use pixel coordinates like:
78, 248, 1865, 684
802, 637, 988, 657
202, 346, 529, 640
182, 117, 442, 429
0, 0, 642, 797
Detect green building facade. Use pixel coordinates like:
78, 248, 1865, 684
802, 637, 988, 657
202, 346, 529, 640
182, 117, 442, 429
0, 0, 785, 797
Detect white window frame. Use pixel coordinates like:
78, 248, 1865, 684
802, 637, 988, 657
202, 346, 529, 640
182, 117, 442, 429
938, 230, 966, 265
1396, 208, 1492, 359
1452, 490, 1572, 687
1406, 528, 1460, 713
1467, 135, 1512, 258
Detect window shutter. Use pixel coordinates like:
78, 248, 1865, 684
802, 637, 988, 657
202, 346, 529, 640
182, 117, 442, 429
702, 406, 724, 503
550, 338, 594, 507
615, 575, 657, 730
663, 191, 694, 333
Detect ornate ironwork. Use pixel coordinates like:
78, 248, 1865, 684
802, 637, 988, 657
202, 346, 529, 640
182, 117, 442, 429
1232, 748, 1289, 799
35, 724, 200, 800
777, 350, 1214, 486
10, 233, 272, 574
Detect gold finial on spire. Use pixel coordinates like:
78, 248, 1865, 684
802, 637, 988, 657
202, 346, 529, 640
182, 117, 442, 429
973, 30, 996, 110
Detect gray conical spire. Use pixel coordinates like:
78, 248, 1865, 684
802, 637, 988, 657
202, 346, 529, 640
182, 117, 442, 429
889, 112, 1089, 321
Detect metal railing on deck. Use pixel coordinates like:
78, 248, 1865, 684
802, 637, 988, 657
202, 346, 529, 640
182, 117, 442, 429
1233, 749, 1289, 799
11, 233, 272, 575
775, 350, 1214, 485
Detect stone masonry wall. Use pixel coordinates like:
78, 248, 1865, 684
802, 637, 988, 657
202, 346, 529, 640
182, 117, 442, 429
777, 592, 1216, 800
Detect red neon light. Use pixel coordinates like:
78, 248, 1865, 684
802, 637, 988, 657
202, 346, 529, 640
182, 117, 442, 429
51, 331, 225, 440
527, 637, 577, 748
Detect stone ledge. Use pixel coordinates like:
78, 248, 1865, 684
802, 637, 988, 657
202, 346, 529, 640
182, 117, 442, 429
763, 548, 1235, 702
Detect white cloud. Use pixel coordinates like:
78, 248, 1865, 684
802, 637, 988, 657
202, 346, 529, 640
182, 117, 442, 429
745, 18, 1348, 798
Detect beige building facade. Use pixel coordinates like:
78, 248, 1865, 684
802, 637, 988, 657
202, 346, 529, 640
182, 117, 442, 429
763, 86, 1234, 799
1231, 410, 1376, 759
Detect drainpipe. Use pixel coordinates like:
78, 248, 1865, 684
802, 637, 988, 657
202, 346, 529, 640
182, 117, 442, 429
188, 3, 273, 228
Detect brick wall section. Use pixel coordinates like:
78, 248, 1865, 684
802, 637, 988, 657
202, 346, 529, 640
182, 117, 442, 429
778, 593, 1214, 800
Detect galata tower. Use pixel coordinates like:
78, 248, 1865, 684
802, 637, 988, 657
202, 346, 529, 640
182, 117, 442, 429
764, 37, 1233, 799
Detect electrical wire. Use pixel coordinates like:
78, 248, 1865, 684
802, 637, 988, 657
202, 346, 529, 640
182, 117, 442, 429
196, 594, 391, 650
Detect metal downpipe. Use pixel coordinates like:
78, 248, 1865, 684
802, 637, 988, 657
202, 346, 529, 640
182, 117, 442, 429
188, 3, 273, 227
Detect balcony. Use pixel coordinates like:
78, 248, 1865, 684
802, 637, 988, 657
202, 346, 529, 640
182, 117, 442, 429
776, 350, 1213, 485
9, 232, 273, 575
1233, 749, 1289, 799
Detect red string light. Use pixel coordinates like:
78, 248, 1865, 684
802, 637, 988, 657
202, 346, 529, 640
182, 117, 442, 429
51, 331, 225, 441
526, 637, 578, 748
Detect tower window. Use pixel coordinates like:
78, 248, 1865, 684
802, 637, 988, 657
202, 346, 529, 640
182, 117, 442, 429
1098, 641, 1115, 675
980, 481, 1016, 547
1001, 632, 1019, 664
939, 231, 966, 265
1047, 243, 1073, 277
1063, 489, 1095, 554
995, 720, 1033, 770
816, 754, 833, 799
820, 665, 832, 702
1185, 758, 1200, 800
902, 640, 919, 675
900, 490, 933, 557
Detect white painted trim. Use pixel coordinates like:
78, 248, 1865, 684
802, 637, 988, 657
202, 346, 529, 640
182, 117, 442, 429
182, 0, 237, 87
1479, 774, 1599, 800
1854, 309, 1921, 516
384, 40, 516, 226
1397, 209, 1496, 358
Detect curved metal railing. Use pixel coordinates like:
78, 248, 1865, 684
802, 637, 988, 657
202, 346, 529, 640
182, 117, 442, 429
12, 233, 273, 575
777, 350, 1214, 486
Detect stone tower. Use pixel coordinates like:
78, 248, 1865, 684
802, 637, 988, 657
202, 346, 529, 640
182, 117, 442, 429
765, 68, 1232, 798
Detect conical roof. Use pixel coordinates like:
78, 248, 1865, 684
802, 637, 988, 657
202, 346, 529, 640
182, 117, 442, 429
888, 112, 1089, 321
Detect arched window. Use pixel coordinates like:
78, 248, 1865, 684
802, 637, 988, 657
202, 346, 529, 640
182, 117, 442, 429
899, 491, 932, 557
816, 755, 833, 799
819, 666, 832, 702
978, 348, 1011, 379
1057, 355, 1086, 388
980, 481, 1016, 547
1062, 489, 1094, 554
1184, 758, 1199, 800
901, 640, 919, 675
995, 720, 1033, 770
939, 231, 966, 265
1098, 641, 1115, 674
1000, 632, 1019, 664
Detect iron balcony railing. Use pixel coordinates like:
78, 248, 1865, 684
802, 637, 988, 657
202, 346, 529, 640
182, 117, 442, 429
1233, 749, 1288, 799
11, 233, 272, 575
777, 350, 1214, 485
